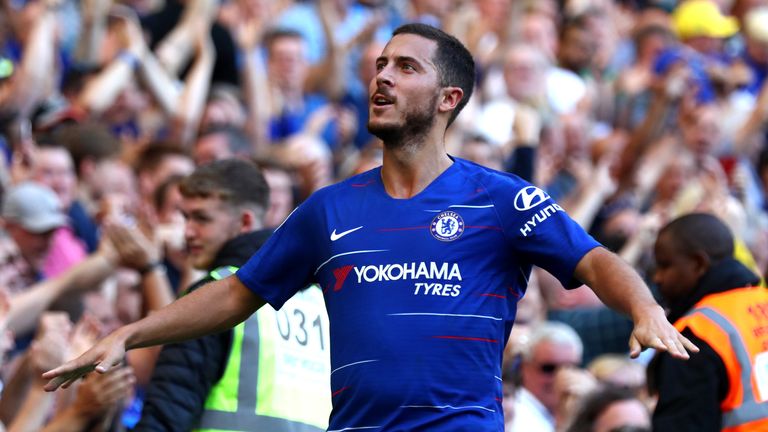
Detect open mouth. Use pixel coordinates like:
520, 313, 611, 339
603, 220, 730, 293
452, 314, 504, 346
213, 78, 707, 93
372, 93, 394, 106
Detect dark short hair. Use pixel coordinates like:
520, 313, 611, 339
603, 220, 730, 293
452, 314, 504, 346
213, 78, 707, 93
179, 159, 269, 217
198, 124, 254, 158
632, 24, 674, 49
565, 386, 649, 432
134, 142, 189, 175
54, 122, 121, 173
263, 28, 305, 56
559, 14, 591, 42
658, 213, 734, 262
392, 23, 475, 126
153, 174, 185, 212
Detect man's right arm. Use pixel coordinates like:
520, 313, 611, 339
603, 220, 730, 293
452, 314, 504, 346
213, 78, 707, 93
42, 275, 265, 391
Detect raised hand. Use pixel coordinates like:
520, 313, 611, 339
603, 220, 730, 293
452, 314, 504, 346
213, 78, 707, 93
103, 222, 160, 273
234, 18, 260, 51
554, 367, 598, 427
81, 0, 111, 23
68, 365, 136, 417
110, 5, 147, 58
30, 312, 72, 375
512, 103, 542, 146
69, 314, 103, 358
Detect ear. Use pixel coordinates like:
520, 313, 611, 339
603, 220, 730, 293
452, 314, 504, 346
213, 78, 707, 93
690, 250, 711, 279
239, 210, 255, 234
437, 87, 464, 115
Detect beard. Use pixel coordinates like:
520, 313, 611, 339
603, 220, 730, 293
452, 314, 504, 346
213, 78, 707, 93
367, 93, 439, 149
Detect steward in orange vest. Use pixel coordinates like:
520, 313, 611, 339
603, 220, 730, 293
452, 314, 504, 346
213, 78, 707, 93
651, 213, 768, 431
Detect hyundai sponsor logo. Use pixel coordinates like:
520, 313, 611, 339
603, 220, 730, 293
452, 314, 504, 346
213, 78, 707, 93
514, 186, 550, 211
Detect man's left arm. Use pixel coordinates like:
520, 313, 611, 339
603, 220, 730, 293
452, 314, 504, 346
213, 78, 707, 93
574, 247, 699, 359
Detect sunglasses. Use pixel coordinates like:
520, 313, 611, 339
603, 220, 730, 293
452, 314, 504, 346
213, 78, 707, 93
537, 362, 579, 374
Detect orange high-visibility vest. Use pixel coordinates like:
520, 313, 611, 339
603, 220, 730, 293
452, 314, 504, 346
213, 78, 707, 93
674, 287, 768, 431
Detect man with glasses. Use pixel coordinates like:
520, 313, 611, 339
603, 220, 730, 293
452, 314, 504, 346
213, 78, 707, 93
510, 321, 583, 432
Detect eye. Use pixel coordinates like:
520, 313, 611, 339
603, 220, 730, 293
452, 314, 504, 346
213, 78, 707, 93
375, 62, 385, 71
402, 63, 416, 71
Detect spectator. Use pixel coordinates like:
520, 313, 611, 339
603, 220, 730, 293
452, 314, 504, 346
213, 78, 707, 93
518, 9, 559, 62
502, 353, 522, 429
407, 0, 455, 28
137, 159, 330, 431
509, 321, 584, 432
192, 124, 254, 166
615, 24, 676, 130
342, 39, 385, 151
260, 164, 296, 228
152, 174, 188, 289
274, 0, 386, 67
548, 16, 594, 115
1, 182, 67, 286
56, 121, 124, 253
134, 142, 194, 217
458, 133, 504, 171
565, 385, 651, 432
650, 212, 768, 431
671, 0, 738, 57
476, 43, 550, 148
264, 29, 336, 146
740, 6, 768, 95
587, 354, 647, 398
29, 138, 88, 278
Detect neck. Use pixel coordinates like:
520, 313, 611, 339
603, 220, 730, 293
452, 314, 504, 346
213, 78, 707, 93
380, 133, 453, 199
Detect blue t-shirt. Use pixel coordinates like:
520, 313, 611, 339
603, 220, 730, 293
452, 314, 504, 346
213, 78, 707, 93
237, 157, 600, 431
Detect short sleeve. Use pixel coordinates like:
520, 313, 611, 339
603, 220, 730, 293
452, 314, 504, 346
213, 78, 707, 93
236, 197, 325, 309
494, 182, 600, 288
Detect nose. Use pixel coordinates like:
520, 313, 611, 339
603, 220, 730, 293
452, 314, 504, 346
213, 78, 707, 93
184, 223, 196, 241
375, 66, 394, 88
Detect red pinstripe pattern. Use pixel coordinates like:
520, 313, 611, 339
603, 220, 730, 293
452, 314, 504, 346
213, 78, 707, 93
332, 386, 350, 397
479, 293, 506, 299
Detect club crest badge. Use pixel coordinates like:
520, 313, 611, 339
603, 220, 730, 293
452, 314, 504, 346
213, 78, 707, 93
430, 211, 465, 242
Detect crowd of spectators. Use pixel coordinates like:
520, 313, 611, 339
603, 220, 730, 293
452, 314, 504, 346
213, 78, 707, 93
0, 0, 767, 430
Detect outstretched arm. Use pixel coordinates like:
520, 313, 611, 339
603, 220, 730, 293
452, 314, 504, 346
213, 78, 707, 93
6, 251, 115, 336
173, 29, 215, 147
43, 275, 265, 391
0, 3, 57, 119
574, 247, 699, 359
74, 0, 111, 65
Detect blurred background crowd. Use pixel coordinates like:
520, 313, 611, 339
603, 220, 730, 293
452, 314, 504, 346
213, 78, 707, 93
0, 0, 767, 430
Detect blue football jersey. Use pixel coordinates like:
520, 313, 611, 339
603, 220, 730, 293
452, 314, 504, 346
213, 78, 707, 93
237, 157, 600, 431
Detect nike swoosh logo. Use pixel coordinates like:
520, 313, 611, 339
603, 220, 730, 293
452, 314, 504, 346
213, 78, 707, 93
330, 226, 363, 241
